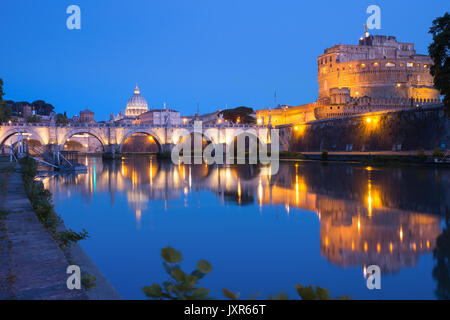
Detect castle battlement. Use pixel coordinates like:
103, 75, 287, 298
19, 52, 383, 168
256, 31, 442, 125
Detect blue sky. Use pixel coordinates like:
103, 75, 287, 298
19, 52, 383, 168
0, 0, 447, 120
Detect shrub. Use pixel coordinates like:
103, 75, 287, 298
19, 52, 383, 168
417, 149, 427, 162
433, 148, 445, 159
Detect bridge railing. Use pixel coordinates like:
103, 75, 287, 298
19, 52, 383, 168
1, 122, 268, 129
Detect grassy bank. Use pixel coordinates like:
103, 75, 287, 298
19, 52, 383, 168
279, 150, 449, 167
19, 156, 88, 248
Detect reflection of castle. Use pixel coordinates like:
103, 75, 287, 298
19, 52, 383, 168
44, 157, 446, 273
257, 30, 442, 125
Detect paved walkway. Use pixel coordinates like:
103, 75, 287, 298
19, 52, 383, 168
0, 159, 87, 299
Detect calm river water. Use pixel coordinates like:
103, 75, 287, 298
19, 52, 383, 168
43, 156, 450, 300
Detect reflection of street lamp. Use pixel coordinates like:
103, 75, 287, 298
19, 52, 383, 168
236, 117, 240, 123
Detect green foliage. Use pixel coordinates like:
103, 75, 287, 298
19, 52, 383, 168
0, 78, 12, 124
144, 247, 347, 300
428, 13, 450, 114
295, 284, 330, 300
19, 156, 88, 246
222, 288, 240, 300
321, 149, 329, 161
417, 149, 427, 162
81, 273, 97, 290
56, 113, 69, 125
142, 246, 213, 300
220, 106, 256, 124
56, 228, 89, 248
26, 115, 40, 123
433, 147, 445, 159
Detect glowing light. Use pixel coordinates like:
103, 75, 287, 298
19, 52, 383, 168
377, 243, 381, 253
364, 242, 368, 252
426, 241, 430, 249
399, 228, 404, 242
390, 242, 393, 253
257, 118, 262, 125
357, 218, 361, 232
366, 117, 372, 123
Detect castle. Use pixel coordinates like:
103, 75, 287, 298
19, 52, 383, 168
257, 30, 442, 126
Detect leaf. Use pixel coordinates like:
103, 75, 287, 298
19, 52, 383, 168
223, 288, 240, 300
315, 286, 330, 300
196, 260, 213, 274
295, 284, 317, 300
142, 284, 162, 298
268, 292, 289, 300
192, 287, 211, 299
161, 246, 182, 263
171, 267, 186, 282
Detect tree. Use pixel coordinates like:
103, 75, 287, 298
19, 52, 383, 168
26, 115, 40, 123
428, 12, 450, 114
220, 106, 256, 124
0, 78, 12, 124
56, 113, 69, 125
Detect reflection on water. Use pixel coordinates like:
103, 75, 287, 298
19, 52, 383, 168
44, 156, 450, 299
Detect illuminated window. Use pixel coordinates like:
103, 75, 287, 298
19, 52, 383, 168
372, 62, 379, 67
385, 62, 396, 67
424, 64, 429, 68
407, 62, 414, 67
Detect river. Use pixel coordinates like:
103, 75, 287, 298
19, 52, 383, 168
43, 156, 450, 300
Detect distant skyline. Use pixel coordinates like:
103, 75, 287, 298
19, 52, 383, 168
0, 0, 447, 120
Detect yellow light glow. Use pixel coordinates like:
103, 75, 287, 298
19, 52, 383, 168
257, 118, 262, 125
366, 117, 372, 123
364, 242, 368, 252
399, 228, 404, 242
390, 242, 393, 253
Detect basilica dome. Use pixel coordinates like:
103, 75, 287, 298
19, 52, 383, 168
125, 85, 148, 117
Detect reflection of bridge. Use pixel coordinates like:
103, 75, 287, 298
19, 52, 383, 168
43, 157, 445, 274
0, 123, 272, 157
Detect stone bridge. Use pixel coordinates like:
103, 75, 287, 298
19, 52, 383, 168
0, 122, 273, 157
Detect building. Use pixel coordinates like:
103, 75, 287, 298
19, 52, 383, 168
125, 85, 148, 117
134, 106, 181, 126
256, 30, 442, 125
113, 85, 149, 124
79, 109, 95, 123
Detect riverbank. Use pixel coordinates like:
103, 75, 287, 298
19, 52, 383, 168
0, 156, 120, 300
279, 150, 450, 166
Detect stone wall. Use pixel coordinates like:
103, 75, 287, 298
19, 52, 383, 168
288, 106, 449, 152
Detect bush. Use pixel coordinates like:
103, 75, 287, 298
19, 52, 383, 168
417, 149, 427, 162
321, 149, 329, 161
433, 148, 445, 159
19, 156, 88, 246
143, 247, 347, 300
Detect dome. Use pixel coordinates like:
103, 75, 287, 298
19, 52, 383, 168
125, 85, 148, 117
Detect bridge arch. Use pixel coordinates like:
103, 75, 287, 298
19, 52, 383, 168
0, 127, 46, 149
59, 129, 107, 152
119, 129, 163, 153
